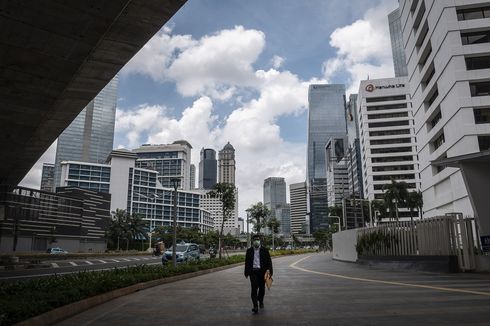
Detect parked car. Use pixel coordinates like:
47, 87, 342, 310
46, 247, 68, 254
162, 243, 200, 265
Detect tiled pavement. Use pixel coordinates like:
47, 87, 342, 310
56, 253, 490, 325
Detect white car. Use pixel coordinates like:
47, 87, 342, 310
46, 247, 68, 254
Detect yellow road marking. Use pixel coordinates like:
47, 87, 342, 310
290, 255, 490, 297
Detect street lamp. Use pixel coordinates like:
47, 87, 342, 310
170, 178, 180, 268
135, 191, 159, 251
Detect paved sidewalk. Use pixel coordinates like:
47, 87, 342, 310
56, 253, 490, 326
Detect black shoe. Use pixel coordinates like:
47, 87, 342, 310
259, 302, 264, 309
252, 307, 258, 314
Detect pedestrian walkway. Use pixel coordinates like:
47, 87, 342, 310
56, 253, 490, 326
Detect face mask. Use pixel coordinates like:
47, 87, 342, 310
253, 240, 261, 248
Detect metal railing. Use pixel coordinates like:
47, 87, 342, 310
357, 214, 478, 271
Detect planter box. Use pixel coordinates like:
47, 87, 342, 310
358, 255, 460, 273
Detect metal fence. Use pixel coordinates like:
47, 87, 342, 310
357, 214, 479, 271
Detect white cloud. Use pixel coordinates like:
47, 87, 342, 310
19, 141, 57, 189
270, 55, 285, 69
323, 0, 397, 95
122, 25, 265, 101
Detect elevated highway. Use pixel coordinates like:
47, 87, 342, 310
0, 0, 186, 186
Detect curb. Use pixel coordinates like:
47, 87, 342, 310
15, 262, 243, 326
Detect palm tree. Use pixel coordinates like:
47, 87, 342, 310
209, 183, 236, 259
126, 213, 149, 250
406, 191, 424, 222
108, 209, 128, 251
371, 199, 386, 222
383, 180, 409, 221
266, 217, 281, 250
246, 202, 270, 233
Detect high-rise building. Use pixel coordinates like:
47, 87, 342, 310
218, 142, 236, 185
263, 177, 287, 218
59, 149, 213, 233
190, 164, 196, 189
357, 77, 420, 221
53, 76, 118, 190
326, 137, 349, 207
40, 163, 55, 192
290, 182, 307, 235
345, 94, 364, 197
398, 0, 490, 232
198, 189, 239, 235
275, 203, 291, 235
199, 148, 217, 190
388, 8, 408, 77
307, 84, 347, 232
132, 140, 192, 190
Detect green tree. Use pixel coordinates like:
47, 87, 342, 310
383, 180, 409, 221
328, 205, 343, 228
406, 191, 424, 222
125, 213, 148, 250
209, 183, 236, 259
371, 199, 387, 222
246, 202, 271, 233
266, 217, 281, 250
107, 209, 128, 251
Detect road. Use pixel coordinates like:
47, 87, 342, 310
0, 255, 164, 281
55, 253, 490, 326
0, 251, 246, 281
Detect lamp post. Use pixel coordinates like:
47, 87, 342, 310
171, 178, 180, 268
246, 211, 250, 248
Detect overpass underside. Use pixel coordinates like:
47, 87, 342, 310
0, 0, 186, 186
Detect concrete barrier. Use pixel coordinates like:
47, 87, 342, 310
332, 229, 359, 262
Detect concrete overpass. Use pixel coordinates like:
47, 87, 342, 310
0, 0, 186, 186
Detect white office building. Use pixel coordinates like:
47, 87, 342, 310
289, 182, 308, 234
60, 149, 213, 233
132, 141, 192, 190
198, 189, 240, 235
358, 77, 420, 221
397, 1, 490, 237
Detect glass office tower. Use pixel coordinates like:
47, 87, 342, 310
199, 148, 217, 190
388, 8, 408, 77
53, 76, 118, 189
307, 84, 347, 232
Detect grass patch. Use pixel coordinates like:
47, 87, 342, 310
0, 249, 312, 325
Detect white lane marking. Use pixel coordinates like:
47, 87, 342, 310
111, 259, 120, 263
51, 262, 59, 268
142, 257, 149, 260
69, 262, 77, 266
97, 260, 107, 263
120, 258, 130, 262
132, 258, 140, 261
289, 256, 490, 297
85, 261, 94, 265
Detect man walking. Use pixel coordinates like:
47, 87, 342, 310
244, 234, 273, 314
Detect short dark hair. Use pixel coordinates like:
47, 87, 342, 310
252, 234, 261, 240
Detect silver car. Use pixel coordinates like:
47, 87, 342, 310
162, 243, 200, 264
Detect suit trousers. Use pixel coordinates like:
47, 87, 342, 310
250, 269, 265, 307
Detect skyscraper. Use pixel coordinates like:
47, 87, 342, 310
326, 137, 349, 207
263, 177, 287, 215
132, 140, 192, 190
357, 77, 420, 221
307, 84, 347, 232
190, 164, 196, 189
398, 0, 490, 238
290, 182, 307, 235
40, 163, 54, 192
388, 8, 408, 77
218, 142, 236, 185
199, 148, 217, 190
345, 94, 363, 197
53, 76, 118, 189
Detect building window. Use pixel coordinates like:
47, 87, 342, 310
478, 135, 490, 151
424, 86, 439, 109
474, 107, 490, 124
366, 103, 407, 111
432, 133, 445, 151
371, 147, 412, 154
470, 81, 490, 96
457, 6, 490, 21
461, 30, 490, 45
366, 95, 406, 103
428, 107, 442, 130
369, 129, 410, 137
367, 112, 408, 120
370, 138, 412, 146
368, 120, 409, 128
465, 56, 490, 70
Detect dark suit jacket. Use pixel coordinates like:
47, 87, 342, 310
244, 246, 273, 277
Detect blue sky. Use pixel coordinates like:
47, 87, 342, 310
22, 0, 398, 217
